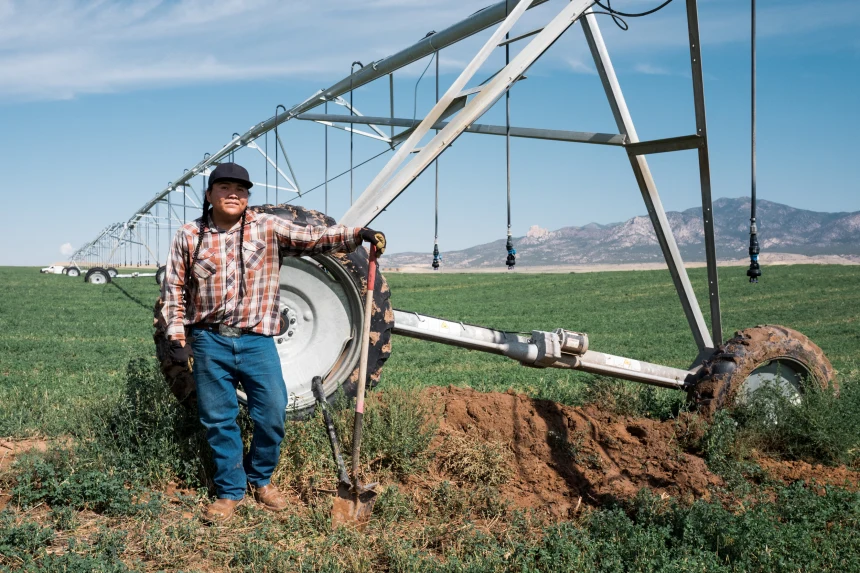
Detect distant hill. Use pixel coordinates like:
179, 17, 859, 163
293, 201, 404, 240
384, 198, 860, 268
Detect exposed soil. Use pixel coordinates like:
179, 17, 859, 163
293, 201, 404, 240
0, 439, 53, 512
754, 456, 860, 489
0, 438, 50, 473
420, 387, 857, 519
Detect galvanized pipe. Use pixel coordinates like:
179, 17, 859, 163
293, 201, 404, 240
392, 310, 694, 390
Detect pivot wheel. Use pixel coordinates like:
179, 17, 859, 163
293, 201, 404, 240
689, 324, 836, 416
65, 267, 81, 277
155, 266, 166, 286
85, 267, 111, 285
153, 204, 393, 418
106, 267, 119, 278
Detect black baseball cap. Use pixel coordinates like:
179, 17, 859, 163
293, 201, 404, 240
208, 162, 253, 191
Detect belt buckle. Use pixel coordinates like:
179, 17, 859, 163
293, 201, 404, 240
219, 324, 243, 338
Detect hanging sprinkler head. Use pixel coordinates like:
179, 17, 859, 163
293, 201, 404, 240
747, 221, 761, 283
505, 235, 516, 271
432, 242, 441, 271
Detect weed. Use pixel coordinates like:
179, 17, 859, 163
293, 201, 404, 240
0, 513, 54, 566
430, 480, 468, 518
49, 505, 78, 531
88, 359, 207, 488
470, 485, 510, 519
547, 429, 585, 462
11, 449, 138, 515
360, 387, 439, 478
375, 484, 414, 524
436, 434, 512, 486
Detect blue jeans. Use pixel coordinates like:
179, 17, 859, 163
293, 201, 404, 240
189, 328, 288, 500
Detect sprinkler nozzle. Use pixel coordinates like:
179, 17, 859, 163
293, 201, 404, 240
747, 227, 761, 283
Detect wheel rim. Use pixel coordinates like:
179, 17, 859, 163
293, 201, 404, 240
235, 255, 364, 412
88, 273, 107, 285
740, 357, 810, 405
108, 269, 117, 277
67, 269, 79, 277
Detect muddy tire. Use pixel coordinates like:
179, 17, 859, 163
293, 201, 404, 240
153, 204, 393, 417
85, 267, 111, 285
106, 267, 119, 278
155, 266, 166, 286
65, 267, 81, 277
689, 324, 836, 416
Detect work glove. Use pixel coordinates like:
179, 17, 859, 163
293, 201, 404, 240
360, 228, 386, 256
168, 340, 194, 373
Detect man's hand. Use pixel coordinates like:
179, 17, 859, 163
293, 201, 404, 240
360, 228, 386, 256
169, 340, 194, 372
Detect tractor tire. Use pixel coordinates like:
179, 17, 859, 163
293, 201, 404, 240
155, 266, 166, 286
689, 324, 836, 416
106, 267, 119, 278
85, 267, 111, 285
65, 267, 80, 277
152, 204, 394, 418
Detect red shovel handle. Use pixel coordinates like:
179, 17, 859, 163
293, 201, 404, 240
367, 244, 377, 291
351, 243, 378, 483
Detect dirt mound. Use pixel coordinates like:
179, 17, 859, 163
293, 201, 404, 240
428, 386, 721, 519
425, 387, 860, 519
754, 456, 860, 489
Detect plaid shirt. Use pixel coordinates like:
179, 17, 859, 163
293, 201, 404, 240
161, 209, 362, 341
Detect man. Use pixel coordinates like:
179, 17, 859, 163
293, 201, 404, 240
160, 162, 385, 522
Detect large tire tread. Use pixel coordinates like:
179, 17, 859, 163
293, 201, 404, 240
689, 324, 836, 416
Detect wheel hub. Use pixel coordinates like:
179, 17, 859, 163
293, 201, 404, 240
741, 357, 807, 405
236, 256, 363, 413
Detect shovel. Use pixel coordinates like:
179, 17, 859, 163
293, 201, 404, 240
331, 244, 379, 525
311, 376, 352, 489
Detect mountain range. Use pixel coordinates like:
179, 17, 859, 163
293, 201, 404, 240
384, 198, 860, 269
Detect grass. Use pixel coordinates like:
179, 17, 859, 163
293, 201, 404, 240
1, 264, 860, 571
2, 264, 859, 435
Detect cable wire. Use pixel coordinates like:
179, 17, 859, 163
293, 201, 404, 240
286, 147, 394, 205
590, 0, 675, 30
413, 53, 436, 122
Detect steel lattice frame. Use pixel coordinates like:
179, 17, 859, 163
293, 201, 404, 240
72, 0, 722, 358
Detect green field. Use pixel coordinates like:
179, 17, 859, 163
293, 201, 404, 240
2, 264, 858, 436
1, 264, 859, 572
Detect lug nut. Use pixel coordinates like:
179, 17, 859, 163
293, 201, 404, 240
277, 338, 283, 344
290, 318, 296, 324
288, 330, 294, 337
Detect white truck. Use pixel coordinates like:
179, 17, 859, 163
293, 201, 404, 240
40, 264, 81, 277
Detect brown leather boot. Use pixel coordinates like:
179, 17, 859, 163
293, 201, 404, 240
251, 483, 288, 511
202, 498, 243, 523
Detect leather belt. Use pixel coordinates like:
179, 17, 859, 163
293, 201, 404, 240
192, 323, 252, 338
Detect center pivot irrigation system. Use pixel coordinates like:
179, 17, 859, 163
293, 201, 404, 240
80, 0, 835, 416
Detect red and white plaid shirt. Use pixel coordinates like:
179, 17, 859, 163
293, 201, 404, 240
161, 209, 362, 341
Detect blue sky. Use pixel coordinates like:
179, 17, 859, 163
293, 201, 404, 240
1, 0, 858, 266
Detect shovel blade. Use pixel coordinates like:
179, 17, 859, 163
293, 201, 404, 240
331, 482, 377, 527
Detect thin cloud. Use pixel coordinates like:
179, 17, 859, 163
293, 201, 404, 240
633, 63, 672, 75
0, 0, 857, 102
567, 57, 597, 75
60, 242, 74, 256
